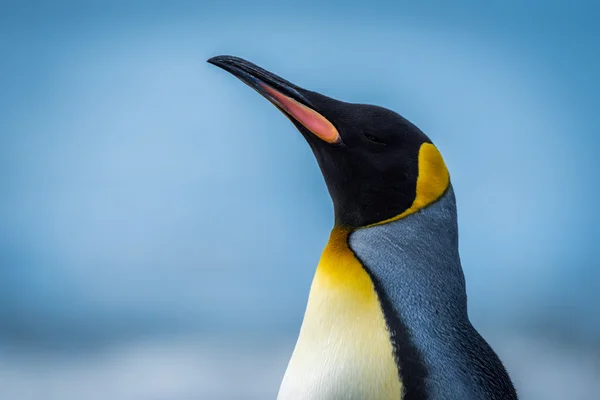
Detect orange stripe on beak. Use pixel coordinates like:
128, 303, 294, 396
261, 83, 341, 144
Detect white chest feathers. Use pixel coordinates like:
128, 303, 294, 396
277, 228, 402, 400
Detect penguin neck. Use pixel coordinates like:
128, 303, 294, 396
350, 185, 486, 399
280, 185, 517, 400
350, 185, 467, 327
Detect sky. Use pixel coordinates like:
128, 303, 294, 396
0, 1, 599, 399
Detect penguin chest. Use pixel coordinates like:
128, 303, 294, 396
278, 230, 402, 400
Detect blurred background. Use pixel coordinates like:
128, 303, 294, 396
1, 1, 599, 399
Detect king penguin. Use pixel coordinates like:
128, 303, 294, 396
207, 55, 518, 400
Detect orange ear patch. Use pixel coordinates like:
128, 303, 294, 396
261, 83, 341, 144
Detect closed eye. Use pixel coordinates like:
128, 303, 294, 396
364, 133, 387, 146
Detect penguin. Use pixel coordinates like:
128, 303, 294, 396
207, 55, 518, 400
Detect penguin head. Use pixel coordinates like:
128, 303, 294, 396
208, 56, 450, 228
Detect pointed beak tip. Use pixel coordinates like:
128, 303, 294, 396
206, 55, 227, 67
207, 55, 245, 68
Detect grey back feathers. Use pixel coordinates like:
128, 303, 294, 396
349, 186, 518, 400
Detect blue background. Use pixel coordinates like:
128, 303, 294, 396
1, 1, 599, 398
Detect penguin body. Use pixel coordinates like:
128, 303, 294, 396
208, 55, 518, 400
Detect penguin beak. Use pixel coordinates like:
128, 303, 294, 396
207, 55, 341, 145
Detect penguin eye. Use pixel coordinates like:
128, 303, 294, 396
364, 133, 387, 146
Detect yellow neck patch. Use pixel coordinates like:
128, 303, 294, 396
278, 227, 402, 399
371, 142, 449, 227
